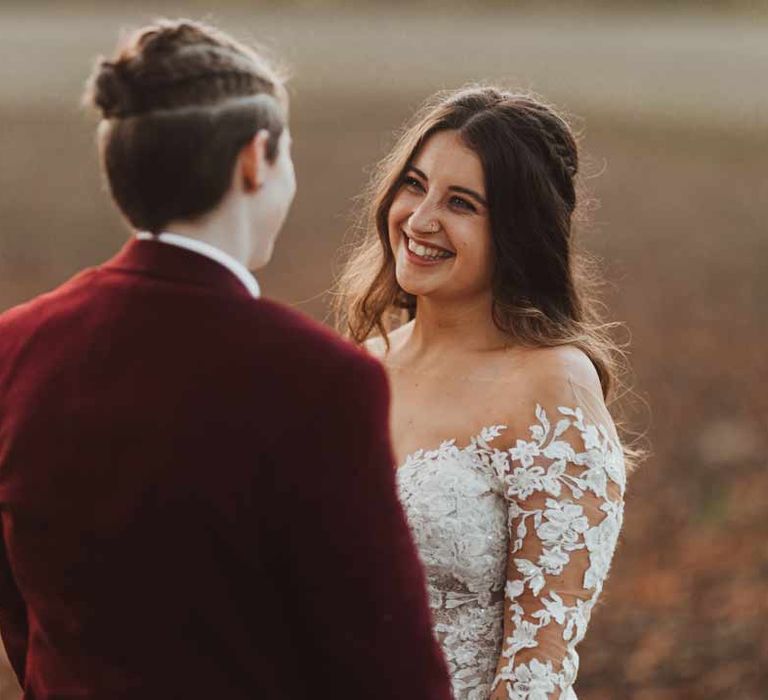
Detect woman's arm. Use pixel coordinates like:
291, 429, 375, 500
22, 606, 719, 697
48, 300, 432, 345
491, 371, 627, 699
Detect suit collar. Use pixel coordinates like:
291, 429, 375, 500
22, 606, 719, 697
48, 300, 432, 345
135, 232, 260, 298
103, 238, 257, 300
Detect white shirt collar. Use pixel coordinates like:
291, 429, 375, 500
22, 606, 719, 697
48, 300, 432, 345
135, 231, 261, 298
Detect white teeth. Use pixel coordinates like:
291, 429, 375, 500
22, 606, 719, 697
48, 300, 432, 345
406, 236, 453, 260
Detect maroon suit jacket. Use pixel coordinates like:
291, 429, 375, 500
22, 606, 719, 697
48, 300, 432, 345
0, 239, 450, 699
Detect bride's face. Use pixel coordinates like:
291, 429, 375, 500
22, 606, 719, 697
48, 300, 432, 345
387, 129, 493, 302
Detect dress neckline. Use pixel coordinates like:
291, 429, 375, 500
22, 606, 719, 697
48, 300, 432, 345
395, 403, 625, 476
396, 423, 508, 472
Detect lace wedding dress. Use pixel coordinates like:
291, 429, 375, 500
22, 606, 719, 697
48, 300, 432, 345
397, 394, 626, 700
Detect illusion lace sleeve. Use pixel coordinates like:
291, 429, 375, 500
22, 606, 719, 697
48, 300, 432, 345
490, 386, 627, 699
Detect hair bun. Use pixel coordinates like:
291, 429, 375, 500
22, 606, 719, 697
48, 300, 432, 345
89, 60, 136, 118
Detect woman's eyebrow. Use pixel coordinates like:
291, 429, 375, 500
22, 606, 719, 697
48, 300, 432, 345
407, 165, 488, 207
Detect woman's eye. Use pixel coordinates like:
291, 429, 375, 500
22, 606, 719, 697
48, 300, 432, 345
402, 176, 424, 191
450, 196, 476, 212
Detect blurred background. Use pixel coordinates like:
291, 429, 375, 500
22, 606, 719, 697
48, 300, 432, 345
1, 1, 766, 698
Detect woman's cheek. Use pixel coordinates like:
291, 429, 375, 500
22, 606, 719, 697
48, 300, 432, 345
457, 234, 493, 289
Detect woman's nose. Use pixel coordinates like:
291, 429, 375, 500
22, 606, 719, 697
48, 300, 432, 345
408, 200, 442, 236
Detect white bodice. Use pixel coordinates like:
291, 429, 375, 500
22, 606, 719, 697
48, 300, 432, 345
397, 405, 626, 700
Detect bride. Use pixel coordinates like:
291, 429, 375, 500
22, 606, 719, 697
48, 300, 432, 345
335, 87, 631, 699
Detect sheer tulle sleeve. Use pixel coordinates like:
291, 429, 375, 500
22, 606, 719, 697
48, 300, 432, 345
490, 381, 627, 699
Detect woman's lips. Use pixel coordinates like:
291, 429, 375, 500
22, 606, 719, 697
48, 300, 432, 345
401, 232, 455, 267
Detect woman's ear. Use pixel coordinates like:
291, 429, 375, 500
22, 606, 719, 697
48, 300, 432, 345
239, 129, 270, 193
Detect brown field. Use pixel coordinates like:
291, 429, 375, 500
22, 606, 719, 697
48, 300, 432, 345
1, 5, 767, 699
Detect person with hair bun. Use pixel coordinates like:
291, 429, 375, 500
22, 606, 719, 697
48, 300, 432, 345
0, 19, 451, 700
335, 86, 632, 699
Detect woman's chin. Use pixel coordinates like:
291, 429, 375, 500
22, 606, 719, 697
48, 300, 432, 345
394, 251, 451, 297
395, 270, 439, 299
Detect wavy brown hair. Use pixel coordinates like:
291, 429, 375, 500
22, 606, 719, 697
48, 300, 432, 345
82, 18, 288, 233
334, 86, 627, 402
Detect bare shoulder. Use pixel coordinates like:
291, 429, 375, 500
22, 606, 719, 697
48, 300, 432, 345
362, 322, 414, 363
526, 344, 601, 389
494, 343, 604, 410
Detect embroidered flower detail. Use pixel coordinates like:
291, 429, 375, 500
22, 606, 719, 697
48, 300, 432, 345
563, 599, 590, 643
538, 545, 571, 575
536, 591, 569, 625
515, 558, 546, 596
581, 462, 608, 496
510, 439, 541, 468
604, 444, 627, 492
583, 508, 622, 590
509, 659, 560, 700
542, 439, 575, 462
506, 579, 525, 600
503, 619, 540, 658
506, 465, 546, 499
538, 499, 590, 550
582, 423, 602, 450
396, 404, 626, 700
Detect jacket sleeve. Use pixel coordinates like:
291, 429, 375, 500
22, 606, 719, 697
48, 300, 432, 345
262, 352, 452, 700
0, 514, 27, 686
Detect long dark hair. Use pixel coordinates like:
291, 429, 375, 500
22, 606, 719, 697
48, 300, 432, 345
334, 85, 624, 401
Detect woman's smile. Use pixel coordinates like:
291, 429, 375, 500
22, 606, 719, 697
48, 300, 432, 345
402, 231, 456, 266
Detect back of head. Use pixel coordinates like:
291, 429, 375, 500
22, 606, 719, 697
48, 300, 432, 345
82, 18, 287, 233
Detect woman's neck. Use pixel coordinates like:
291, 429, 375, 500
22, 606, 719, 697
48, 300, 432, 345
397, 292, 511, 365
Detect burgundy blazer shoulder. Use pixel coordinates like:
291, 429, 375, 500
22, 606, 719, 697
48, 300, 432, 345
0, 239, 451, 700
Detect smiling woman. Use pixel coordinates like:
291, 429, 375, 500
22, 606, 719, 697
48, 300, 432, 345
334, 86, 637, 700
387, 130, 493, 301
334, 86, 619, 397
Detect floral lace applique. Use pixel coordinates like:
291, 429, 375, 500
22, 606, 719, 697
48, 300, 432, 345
397, 405, 626, 700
